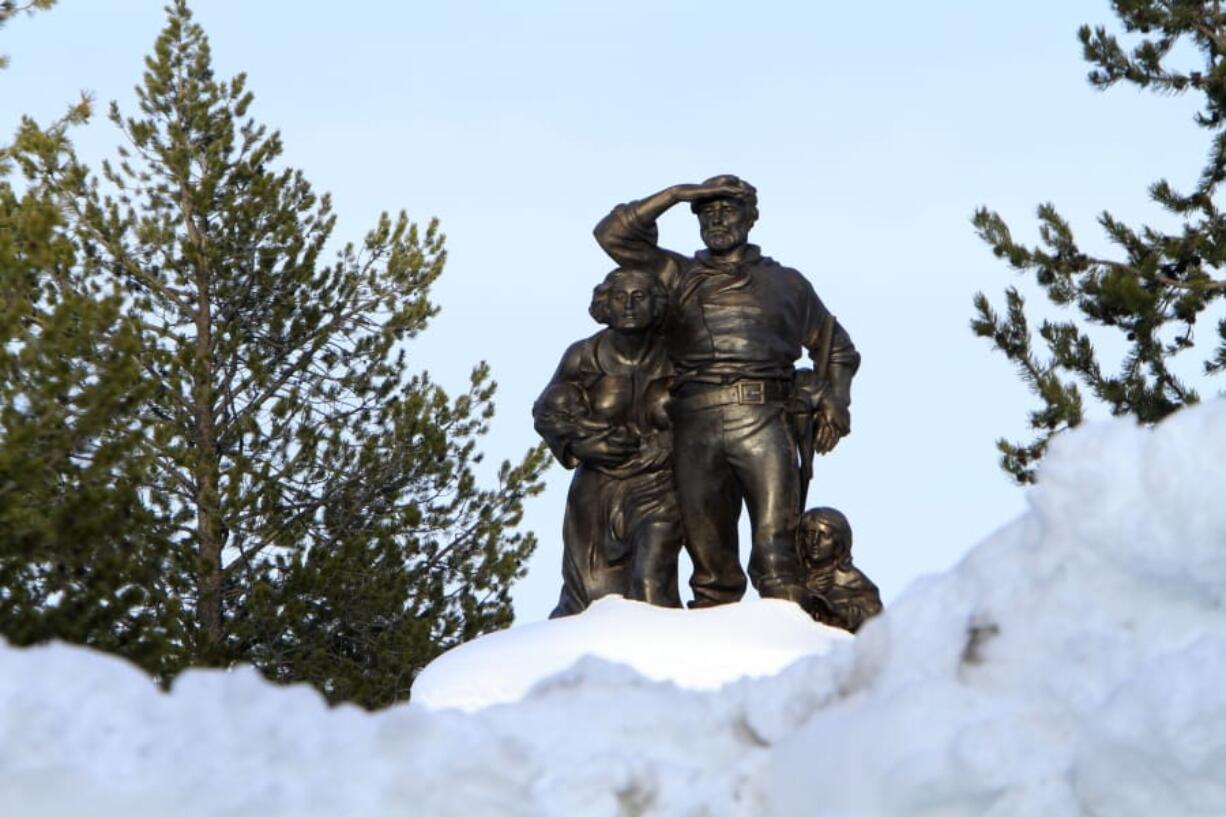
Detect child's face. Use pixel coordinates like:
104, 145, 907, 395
801, 519, 838, 565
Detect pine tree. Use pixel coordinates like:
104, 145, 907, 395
973, 0, 1226, 484
1, 1, 182, 672
26, 1, 548, 707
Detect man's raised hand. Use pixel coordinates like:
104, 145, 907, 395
673, 178, 751, 204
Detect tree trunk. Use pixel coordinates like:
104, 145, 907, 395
183, 182, 223, 659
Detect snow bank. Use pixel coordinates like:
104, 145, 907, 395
413, 595, 850, 711
766, 399, 1226, 816
2, 401, 1225, 816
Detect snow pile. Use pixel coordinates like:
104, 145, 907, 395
766, 399, 1226, 816
2, 401, 1226, 816
413, 595, 850, 711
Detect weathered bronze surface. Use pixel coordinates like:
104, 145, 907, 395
797, 507, 883, 632
534, 269, 684, 617
593, 177, 860, 607
537, 176, 873, 621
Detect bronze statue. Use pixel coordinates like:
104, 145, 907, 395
797, 507, 882, 632
534, 268, 684, 617
594, 176, 860, 608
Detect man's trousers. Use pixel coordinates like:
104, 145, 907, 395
669, 399, 806, 606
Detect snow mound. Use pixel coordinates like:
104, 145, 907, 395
2, 400, 1226, 816
767, 399, 1226, 816
413, 595, 850, 711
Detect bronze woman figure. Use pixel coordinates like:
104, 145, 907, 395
533, 268, 684, 617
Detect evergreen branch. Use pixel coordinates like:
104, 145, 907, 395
63, 194, 198, 312
1092, 254, 1226, 291
975, 2, 1226, 482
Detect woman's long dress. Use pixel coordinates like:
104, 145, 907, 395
533, 330, 684, 617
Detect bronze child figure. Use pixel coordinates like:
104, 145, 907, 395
797, 507, 883, 633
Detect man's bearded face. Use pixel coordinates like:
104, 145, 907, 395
697, 198, 753, 252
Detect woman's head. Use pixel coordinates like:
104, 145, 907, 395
589, 268, 667, 332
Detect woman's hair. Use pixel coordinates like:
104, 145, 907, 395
589, 267, 667, 326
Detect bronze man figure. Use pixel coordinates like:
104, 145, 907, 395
594, 176, 860, 608
533, 268, 685, 616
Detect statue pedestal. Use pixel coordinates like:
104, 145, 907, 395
412, 596, 850, 712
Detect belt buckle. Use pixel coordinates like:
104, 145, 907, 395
737, 380, 766, 405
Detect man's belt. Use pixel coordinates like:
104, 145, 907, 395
671, 379, 791, 412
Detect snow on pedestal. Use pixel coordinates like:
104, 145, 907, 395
412, 596, 851, 712
2, 400, 1226, 816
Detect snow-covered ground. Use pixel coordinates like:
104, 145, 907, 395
4, 400, 1226, 816
413, 595, 851, 712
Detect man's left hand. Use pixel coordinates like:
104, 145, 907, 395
814, 397, 851, 454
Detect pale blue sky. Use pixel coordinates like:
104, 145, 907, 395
4, 1, 1213, 620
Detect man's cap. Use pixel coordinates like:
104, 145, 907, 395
690, 174, 759, 214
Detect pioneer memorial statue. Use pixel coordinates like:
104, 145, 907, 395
536, 175, 874, 626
